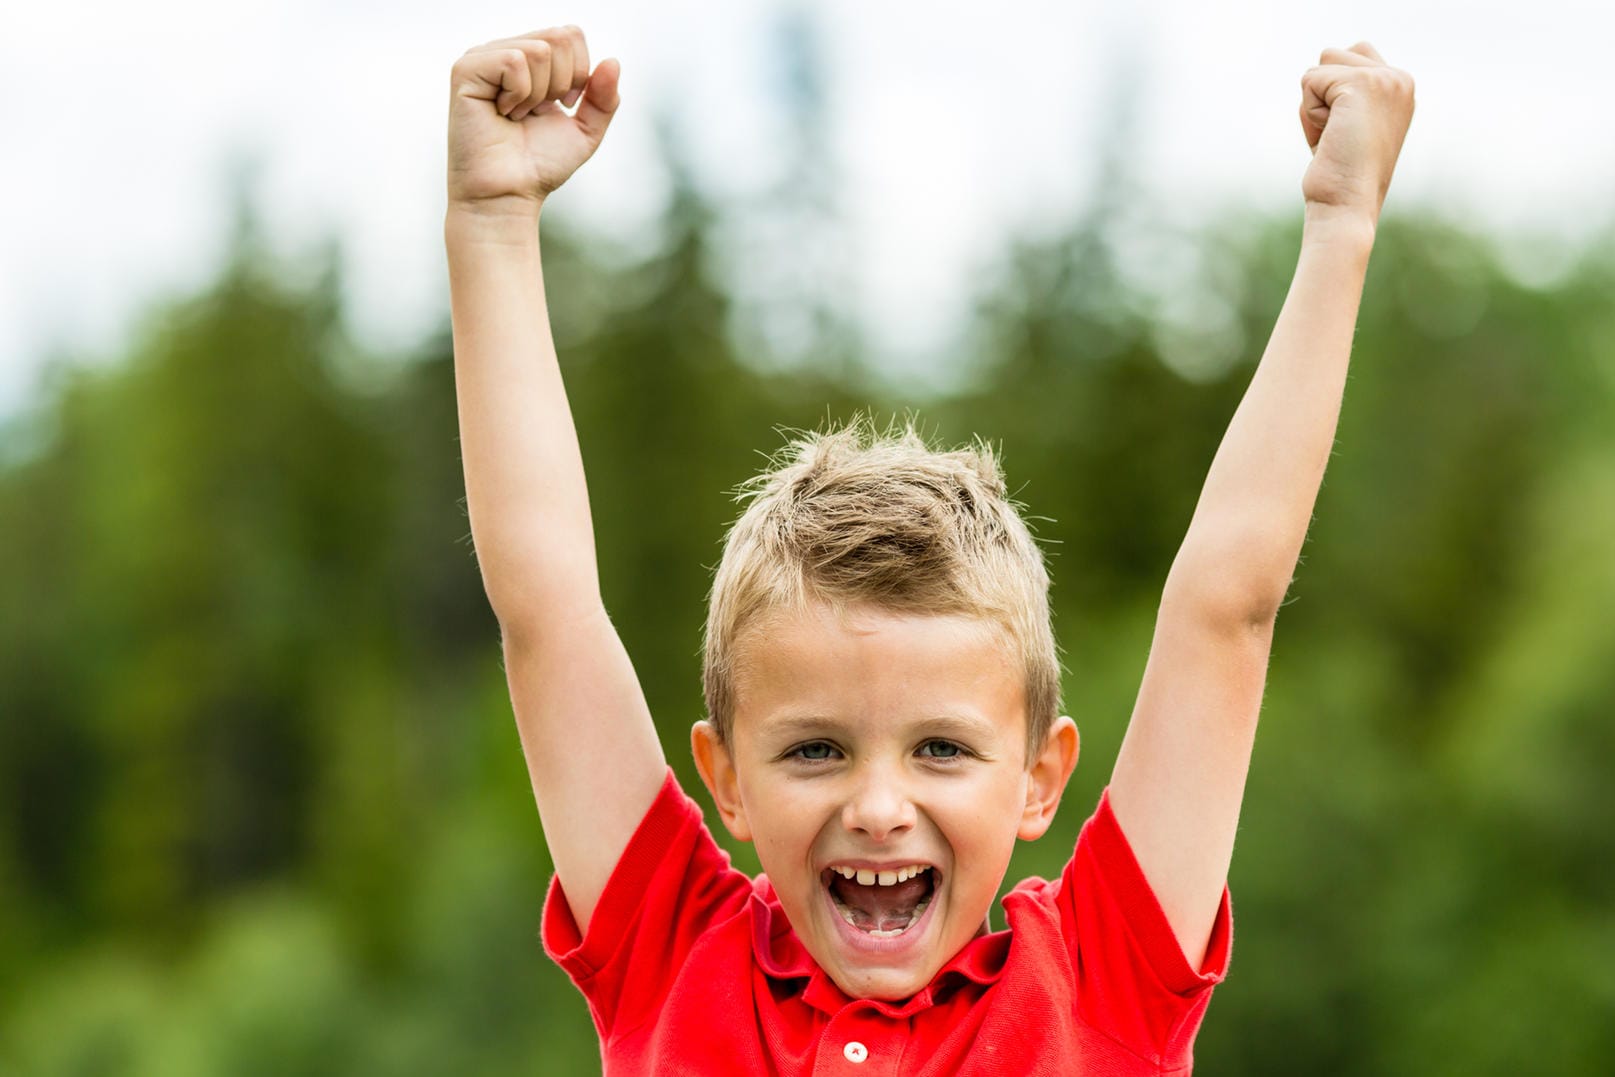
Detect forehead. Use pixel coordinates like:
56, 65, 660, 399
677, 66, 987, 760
730, 602, 1025, 740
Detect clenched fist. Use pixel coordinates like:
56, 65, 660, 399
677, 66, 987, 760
447, 26, 621, 214
1298, 43, 1415, 223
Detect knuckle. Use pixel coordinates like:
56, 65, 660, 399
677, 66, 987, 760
452, 45, 488, 69
1366, 67, 1399, 92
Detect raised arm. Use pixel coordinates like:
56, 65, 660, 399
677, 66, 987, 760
1108, 43, 1415, 969
445, 26, 664, 933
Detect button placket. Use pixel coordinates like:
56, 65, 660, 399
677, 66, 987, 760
819, 1006, 903, 1075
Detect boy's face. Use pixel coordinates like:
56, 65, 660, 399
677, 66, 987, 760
693, 602, 1078, 1001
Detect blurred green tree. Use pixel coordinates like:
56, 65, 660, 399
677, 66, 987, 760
3, 99, 1614, 1077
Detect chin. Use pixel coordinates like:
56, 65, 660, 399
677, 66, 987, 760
828, 962, 934, 1002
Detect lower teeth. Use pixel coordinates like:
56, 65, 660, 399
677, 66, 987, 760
835, 897, 930, 937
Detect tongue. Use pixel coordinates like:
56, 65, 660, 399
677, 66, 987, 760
830, 875, 931, 932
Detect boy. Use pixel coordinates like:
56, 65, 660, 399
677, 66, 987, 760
444, 25, 1414, 1074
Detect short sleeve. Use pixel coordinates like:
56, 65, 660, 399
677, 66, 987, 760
1057, 786, 1232, 1064
542, 769, 753, 1037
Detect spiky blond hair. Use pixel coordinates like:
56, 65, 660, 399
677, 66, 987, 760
701, 417, 1061, 763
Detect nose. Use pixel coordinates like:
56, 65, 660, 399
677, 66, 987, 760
840, 763, 917, 842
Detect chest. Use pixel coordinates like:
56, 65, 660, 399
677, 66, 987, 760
610, 961, 1090, 1077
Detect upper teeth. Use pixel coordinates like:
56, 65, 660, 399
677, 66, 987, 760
831, 864, 929, 886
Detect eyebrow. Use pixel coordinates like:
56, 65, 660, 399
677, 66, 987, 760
758, 712, 1001, 743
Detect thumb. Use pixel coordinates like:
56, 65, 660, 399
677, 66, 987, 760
1298, 67, 1336, 153
574, 58, 622, 145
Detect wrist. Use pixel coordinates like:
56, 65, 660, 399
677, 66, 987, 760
445, 196, 545, 246
1301, 203, 1378, 252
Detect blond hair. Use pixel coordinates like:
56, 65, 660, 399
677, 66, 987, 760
701, 417, 1061, 763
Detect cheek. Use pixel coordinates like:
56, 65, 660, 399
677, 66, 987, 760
933, 771, 1026, 868
740, 776, 828, 863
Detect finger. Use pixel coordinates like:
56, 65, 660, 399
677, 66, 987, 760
503, 39, 554, 122
1349, 41, 1386, 64
536, 29, 574, 102
559, 25, 591, 108
573, 57, 622, 145
452, 47, 533, 117
483, 33, 573, 120
1319, 46, 1379, 68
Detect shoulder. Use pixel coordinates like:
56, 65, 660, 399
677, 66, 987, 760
1043, 789, 1233, 1061
544, 769, 755, 986
1003, 787, 1235, 995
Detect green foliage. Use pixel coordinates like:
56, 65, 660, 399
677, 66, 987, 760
3, 147, 1613, 1075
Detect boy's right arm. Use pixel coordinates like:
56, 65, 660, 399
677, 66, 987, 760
444, 26, 665, 934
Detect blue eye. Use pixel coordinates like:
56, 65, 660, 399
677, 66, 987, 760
791, 742, 838, 762
918, 740, 965, 759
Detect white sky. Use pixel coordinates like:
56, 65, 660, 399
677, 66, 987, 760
3, 0, 1612, 420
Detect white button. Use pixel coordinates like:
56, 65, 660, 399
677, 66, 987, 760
843, 1040, 868, 1063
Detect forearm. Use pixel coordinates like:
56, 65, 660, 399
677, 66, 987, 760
1165, 208, 1376, 620
446, 203, 600, 627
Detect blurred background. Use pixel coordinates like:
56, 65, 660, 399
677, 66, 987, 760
4, 1, 1614, 1073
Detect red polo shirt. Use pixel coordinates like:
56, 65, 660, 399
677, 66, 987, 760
543, 771, 1231, 1075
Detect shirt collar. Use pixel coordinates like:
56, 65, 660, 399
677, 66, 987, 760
748, 875, 1013, 1016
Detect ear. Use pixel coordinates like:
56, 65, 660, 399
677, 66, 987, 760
1019, 715, 1079, 841
691, 720, 753, 842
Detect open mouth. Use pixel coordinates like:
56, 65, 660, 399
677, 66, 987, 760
822, 864, 938, 939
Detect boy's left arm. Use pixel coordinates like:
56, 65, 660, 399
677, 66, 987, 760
1108, 43, 1415, 971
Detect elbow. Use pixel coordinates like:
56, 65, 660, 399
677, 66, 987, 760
1161, 557, 1289, 635
496, 594, 611, 650
475, 535, 604, 637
